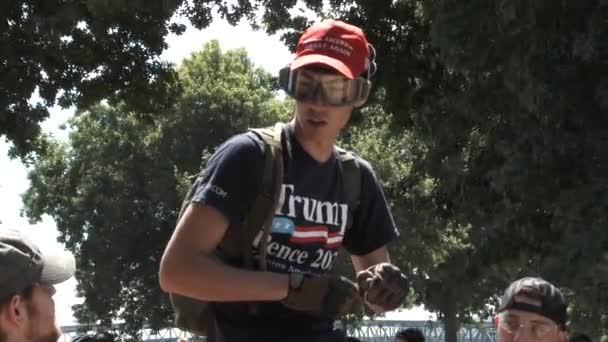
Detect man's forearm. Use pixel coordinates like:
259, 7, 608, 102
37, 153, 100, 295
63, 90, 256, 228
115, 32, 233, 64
160, 252, 289, 302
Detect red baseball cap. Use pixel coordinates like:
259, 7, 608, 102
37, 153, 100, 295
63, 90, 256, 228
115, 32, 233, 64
291, 20, 371, 79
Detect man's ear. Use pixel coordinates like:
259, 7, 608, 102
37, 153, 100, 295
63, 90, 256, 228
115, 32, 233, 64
558, 330, 568, 342
5, 295, 28, 325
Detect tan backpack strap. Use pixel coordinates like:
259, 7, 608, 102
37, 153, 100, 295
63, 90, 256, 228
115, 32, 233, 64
244, 123, 285, 271
242, 123, 284, 315
256, 123, 284, 271
169, 124, 285, 333
271, 122, 283, 148
336, 147, 361, 232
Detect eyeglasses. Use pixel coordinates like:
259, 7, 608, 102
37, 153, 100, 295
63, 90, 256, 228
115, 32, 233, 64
497, 313, 559, 339
279, 68, 370, 107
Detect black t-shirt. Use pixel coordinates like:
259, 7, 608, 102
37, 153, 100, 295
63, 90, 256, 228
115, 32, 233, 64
191, 124, 398, 342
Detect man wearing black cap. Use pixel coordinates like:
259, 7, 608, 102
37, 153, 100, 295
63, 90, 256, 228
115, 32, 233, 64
0, 228, 76, 342
495, 277, 568, 342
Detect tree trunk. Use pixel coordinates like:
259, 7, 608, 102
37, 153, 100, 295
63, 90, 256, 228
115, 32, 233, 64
443, 304, 460, 342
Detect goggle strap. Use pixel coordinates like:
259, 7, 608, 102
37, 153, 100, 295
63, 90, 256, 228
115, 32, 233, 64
288, 68, 294, 93
367, 43, 377, 79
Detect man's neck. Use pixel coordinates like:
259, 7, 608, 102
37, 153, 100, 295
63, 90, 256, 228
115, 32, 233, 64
290, 120, 336, 163
3, 331, 26, 342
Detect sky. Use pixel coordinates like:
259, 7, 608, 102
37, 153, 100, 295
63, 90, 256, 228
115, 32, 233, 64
0, 15, 436, 326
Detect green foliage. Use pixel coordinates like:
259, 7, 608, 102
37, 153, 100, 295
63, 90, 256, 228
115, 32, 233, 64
158, 40, 291, 173
24, 105, 177, 336
1, 0, 186, 158
22, 41, 288, 337
182, 0, 446, 127
13, 0, 608, 338
341, 102, 504, 330
330, 1, 607, 335
419, 1, 608, 336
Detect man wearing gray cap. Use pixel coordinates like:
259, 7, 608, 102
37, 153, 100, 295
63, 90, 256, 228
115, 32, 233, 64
495, 277, 568, 342
0, 228, 75, 342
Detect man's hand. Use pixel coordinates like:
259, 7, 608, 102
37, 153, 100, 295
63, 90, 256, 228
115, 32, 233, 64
281, 273, 360, 319
356, 263, 408, 314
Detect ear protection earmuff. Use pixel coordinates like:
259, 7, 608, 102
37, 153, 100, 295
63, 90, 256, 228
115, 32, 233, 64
365, 43, 377, 80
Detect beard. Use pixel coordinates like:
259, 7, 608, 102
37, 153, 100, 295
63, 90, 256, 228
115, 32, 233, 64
25, 301, 61, 342
29, 330, 61, 342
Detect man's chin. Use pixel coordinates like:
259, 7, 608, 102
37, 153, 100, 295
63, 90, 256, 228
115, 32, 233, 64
29, 328, 61, 342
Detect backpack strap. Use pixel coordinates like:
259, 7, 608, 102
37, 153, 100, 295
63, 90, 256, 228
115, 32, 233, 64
246, 122, 284, 271
169, 123, 284, 336
208, 123, 283, 267
335, 147, 361, 232
174, 123, 284, 269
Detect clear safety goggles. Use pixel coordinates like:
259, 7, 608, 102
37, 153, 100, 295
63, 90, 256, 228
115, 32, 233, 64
279, 67, 371, 107
496, 313, 559, 340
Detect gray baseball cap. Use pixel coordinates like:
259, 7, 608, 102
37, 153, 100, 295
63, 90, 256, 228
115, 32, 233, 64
0, 228, 75, 299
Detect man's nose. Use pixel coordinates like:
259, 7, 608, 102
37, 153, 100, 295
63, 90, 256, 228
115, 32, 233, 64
309, 97, 332, 110
307, 85, 330, 107
513, 328, 533, 342
308, 98, 330, 109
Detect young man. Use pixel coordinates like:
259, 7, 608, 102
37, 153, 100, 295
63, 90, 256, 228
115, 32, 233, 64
495, 277, 568, 342
395, 328, 425, 342
0, 228, 76, 342
159, 19, 408, 341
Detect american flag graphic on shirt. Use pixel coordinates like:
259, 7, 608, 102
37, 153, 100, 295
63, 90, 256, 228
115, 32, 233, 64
253, 216, 343, 249
288, 225, 342, 248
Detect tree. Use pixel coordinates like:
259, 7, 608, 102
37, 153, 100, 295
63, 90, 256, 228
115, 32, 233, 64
178, 0, 447, 128
16, 0, 608, 338
22, 41, 289, 337
324, 1, 606, 339
341, 97, 506, 342
1, 0, 187, 158
412, 1, 608, 339
2, 0, 436, 159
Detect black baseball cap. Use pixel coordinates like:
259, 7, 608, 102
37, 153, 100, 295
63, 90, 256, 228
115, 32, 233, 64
497, 277, 567, 328
0, 228, 75, 299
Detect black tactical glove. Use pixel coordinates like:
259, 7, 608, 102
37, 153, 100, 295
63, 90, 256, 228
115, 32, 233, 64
281, 272, 360, 319
356, 263, 408, 314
